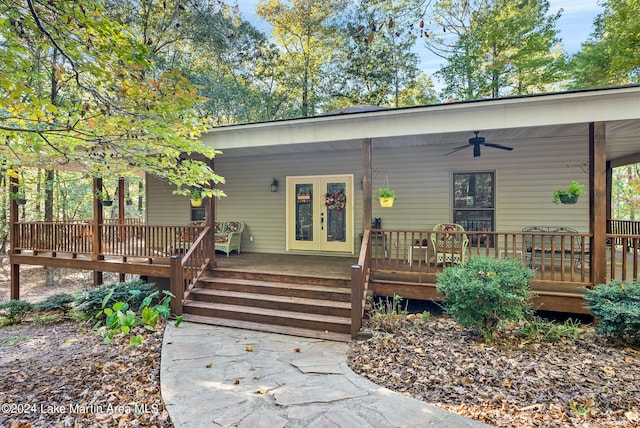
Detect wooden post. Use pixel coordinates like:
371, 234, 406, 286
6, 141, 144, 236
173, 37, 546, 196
350, 264, 363, 339
207, 157, 216, 268
590, 122, 607, 286
93, 178, 105, 286
118, 177, 126, 282
169, 255, 183, 316
9, 175, 20, 300
362, 138, 372, 234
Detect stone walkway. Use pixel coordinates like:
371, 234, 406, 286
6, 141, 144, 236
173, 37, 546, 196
161, 322, 490, 428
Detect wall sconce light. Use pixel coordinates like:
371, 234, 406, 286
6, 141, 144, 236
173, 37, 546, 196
271, 178, 279, 192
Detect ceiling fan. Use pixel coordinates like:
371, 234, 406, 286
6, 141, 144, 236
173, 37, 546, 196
444, 131, 514, 157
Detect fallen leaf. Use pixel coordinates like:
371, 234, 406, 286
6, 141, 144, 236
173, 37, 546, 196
245, 345, 254, 352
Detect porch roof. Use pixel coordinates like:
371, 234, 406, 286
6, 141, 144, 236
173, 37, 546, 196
201, 85, 640, 166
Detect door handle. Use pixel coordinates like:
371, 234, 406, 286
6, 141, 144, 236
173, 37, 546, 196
321, 212, 324, 230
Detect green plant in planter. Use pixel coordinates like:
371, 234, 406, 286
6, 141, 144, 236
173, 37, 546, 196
377, 187, 396, 199
9, 192, 27, 205
97, 190, 113, 206
377, 187, 397, 207
190, 187, 203, 207
552, 180, 585, 204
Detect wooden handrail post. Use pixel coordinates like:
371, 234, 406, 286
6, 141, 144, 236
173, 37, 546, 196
92, 178, 105, 285
350, 264, 363, 339
169, 255, 183, 316
9, 175, 20, 300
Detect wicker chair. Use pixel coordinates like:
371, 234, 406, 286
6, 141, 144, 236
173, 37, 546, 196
430, 223, 469, 265
214, 221, 245, 256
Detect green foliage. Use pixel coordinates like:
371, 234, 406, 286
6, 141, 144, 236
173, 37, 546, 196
585, 280, 640, 345
94, 288, 180, 346
0, 0, 223, 195
0, 300, 34, 324
519, 316, 586, 344
570, 0, 640, 88
34, 293, 75, 314
376, 187, 396, 199
436, 256, 535, 341
366, 294, 408, 333
552, 180, 585, 204
434, 0, 567, 100
74, 280, 159, 319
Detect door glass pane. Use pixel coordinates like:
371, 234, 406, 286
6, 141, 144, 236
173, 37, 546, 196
295, 184, 313, 241
454, 173, 494, 208
325, 182, 346, 242
453, 172, 494, 246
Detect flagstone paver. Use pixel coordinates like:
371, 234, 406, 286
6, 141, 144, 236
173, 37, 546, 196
161, 322, 491, 428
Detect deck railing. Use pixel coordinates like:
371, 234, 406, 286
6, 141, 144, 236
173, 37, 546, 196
351, 229, 372, 339
13, 221, 204, 260
606, 233, 640, 282
370, 229, 593, 286
169, 226, 212, 316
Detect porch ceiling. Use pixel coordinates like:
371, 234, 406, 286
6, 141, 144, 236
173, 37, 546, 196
203, 86, 640, 164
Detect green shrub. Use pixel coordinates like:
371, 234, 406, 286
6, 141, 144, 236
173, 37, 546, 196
74, 279, 159, 319
436, 256, 535, 341
585, 280, 640, 344
0, 300, 34, 324
35, 293, 75, 314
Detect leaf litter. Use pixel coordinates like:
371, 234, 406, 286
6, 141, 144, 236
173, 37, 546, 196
347, 314, 640, 427
0, 320, 171, 427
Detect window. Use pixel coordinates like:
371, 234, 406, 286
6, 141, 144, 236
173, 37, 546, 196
191, 202, 206, 222
453, 172, 494, 246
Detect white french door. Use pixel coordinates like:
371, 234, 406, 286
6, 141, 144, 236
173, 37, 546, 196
286, 175, 354, 253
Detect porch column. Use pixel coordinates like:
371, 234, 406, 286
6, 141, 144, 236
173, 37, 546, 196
93, 177, 105, 286
9, 175, 20, 300
589, 122, 607, 285
207, 157, 216, 268
362, 138, 372, 234
118, 177, 126, 282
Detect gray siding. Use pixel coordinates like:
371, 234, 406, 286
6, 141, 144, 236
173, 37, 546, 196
147, 175, 191, 226
147, 134, 589, 255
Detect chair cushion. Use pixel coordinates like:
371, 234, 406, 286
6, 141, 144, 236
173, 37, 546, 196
214, 236, 229, 243
225, 222, 241, 233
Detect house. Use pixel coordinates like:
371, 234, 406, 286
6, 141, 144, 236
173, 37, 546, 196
10, 85, 640, 340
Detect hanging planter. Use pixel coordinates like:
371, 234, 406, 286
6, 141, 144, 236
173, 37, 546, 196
101, 199, 114, 206
190, 187, 203, 207
552, 180, 585, 205
10, 192, 27, 205
377, 187, 396, 208
559, 194, 579, 204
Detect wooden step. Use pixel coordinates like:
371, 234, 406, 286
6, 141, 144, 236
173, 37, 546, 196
181, 314, 351, 342
197, 276, 352, 302
209, 269, 351, 288
188, 288, 351, 318
182, 300, 352, 335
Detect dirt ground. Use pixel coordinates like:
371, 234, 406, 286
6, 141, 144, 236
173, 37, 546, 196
0, 257, 137, 304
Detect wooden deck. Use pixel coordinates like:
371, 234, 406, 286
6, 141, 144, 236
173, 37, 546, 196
214, 252, 595, 314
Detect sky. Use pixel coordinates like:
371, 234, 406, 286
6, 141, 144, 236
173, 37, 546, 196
234, 0, 604, 76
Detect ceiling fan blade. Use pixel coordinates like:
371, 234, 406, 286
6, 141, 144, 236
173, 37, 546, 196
444, 144, 470, 156
473, 143, 481, 157
484, 142, 513, 151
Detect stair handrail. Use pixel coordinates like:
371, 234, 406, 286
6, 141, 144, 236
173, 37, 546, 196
169, 226, 211, 316
351, 228, 372, 339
